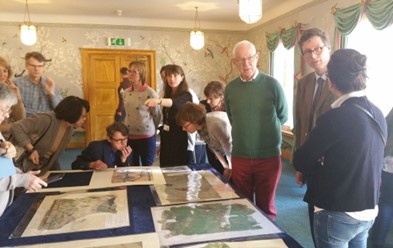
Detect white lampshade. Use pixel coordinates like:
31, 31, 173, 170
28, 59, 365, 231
239, 0, 262, 24
20, 24, 37, 46
190, 30, 205, 50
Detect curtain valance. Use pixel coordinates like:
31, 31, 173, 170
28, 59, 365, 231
266, 23, 301, 52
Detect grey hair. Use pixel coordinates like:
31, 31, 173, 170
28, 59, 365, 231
0, 84, 17, 106
232, 40, 257, 58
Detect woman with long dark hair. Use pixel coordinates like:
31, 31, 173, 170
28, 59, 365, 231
145, 64, 192, 166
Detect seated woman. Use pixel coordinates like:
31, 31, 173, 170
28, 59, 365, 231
0, 57, 26, 140
176, 102, 232, 179
11, 96, 89, 176
0, 84, 46, 217
72, 122, 132, 170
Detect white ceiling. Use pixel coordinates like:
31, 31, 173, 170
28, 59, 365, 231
0, 0, 316, 31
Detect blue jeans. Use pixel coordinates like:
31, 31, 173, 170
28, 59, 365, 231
314, 210, 374, 248
128, 136, 156, 166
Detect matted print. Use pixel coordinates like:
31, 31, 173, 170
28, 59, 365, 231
89, 166, 166, 188
161, 166, 191, 173
37, 167, 166, 193
21, 189, 129, 237
152, 170, 238, 205
17, 233, 160, 248
181, 238, 287, 247
151, 198, 282, 246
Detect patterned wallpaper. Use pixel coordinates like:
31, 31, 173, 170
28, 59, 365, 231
0, 24, 243, 100
0, 0, 357, 99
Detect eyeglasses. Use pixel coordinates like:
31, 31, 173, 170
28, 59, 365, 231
110, 137, 128, 143
233, 53, 258, 64
27, 63, 45, 69
302, 46, 325, 58
127, 70, 139, 74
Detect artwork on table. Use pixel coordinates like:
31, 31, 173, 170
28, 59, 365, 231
161, 166, 191, 173
37, 167, 166, 193
16, 233, 160, 248
152, 170, 239, 205
151, 198, 282, 246
180, 238, 287, 247
111, 167, 153, 183
20, 188, 129, 237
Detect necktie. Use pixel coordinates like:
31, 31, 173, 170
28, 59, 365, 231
312, 77, 324, 111
309, 77, 324, 131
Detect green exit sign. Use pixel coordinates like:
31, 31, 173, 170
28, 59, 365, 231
108, 37, 126, 46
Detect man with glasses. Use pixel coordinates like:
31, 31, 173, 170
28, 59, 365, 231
224, 40, 288, 220
13, 52, 62, 116
294, 28, 336, 245
72, 122, 132, 170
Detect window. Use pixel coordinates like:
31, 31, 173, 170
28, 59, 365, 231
347, 19, 393, 116
271, 42, 295, 128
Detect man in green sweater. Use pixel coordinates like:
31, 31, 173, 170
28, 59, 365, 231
224, 40, 288, 220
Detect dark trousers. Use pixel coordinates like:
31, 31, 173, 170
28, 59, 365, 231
128, 136, 156, 166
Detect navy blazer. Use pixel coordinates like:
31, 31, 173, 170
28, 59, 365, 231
72, 140, 131, 170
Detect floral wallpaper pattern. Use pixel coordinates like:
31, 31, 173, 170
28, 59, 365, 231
0, 23, 243, 99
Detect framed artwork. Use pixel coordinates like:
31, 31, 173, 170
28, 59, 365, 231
17, 188, 129, 237
180, 238, 287, 247
37, 166, 166, 193
16, 233, 160, 248
151, 198, 283, 246
151, 170, 239, 205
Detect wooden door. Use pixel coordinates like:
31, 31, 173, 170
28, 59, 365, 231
81, 48, 156, 144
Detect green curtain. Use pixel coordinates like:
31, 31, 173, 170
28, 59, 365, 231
282, 26, 299, 49
266, 32, 280, 52
266, 23, 301, 52
333, 0, 393, 37
366, 0, 393, 30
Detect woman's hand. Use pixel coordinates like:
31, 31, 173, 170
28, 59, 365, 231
26, 170, 47, 192
28, 150, 40, 165
0, 141, 16, 158
145, 98, 161, 107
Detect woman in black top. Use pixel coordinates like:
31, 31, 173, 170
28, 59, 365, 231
145, 64, 192, 166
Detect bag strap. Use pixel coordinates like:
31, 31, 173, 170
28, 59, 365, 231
349, 103, 386, 146
32, 113, 53, 147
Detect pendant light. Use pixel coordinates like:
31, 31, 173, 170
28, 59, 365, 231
239, 0, 262, 24
190, 7, 205, 50
20, 0, 37, 46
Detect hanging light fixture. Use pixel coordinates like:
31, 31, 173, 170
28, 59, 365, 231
239, 0, 262, 24
20, 0, 37, 46
190, 7, 205, 50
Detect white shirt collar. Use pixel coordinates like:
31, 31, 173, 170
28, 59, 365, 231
240, 71, 259, 82
315, 73, 327, 82
331, 90, 367, 109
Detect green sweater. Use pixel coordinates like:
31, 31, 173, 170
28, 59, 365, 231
224, 72, 288, 158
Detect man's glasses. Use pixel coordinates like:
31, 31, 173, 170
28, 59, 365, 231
302, 46, 325, 58
110, 137, 128, 143
233, 53, 258, 64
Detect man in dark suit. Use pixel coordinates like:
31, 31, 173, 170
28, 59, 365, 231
72, 122, 132, 170
293, 28, 336, 245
